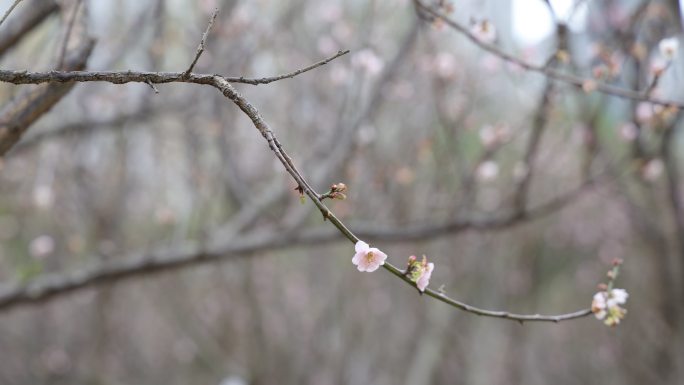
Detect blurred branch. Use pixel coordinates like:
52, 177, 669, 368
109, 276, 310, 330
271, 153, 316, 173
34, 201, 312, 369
0, 0, 58, 57
0, 178, 597, 317
512, 23, 566, 212
661, 115, 684, 301
0, 40, 93, 156
56, 0, 83, 69
413, 0, 684, 109
10, 102, 176, 153
0, 0, 24, 27
0, 0, 93, 156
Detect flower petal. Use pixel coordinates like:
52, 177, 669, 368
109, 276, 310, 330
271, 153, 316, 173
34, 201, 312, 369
369, 248, 387, 265
352, 251, 364, 265
611, 288, 629, 304
416, 262, 435, 292
365, 262, 380, 272
594, 310, 607, 320
355, 241, 369, 253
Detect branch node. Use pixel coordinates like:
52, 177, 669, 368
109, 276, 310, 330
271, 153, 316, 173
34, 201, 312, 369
145, 79, 159, 94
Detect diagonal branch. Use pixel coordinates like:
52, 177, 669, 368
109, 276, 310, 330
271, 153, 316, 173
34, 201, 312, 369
213, 78, 592, 323
413, 0, 684, 109
0, 0, 24, 27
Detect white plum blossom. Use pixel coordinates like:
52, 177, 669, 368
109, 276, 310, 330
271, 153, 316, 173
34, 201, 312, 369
476, 160, 499, 182
592, 288, 629, 326
352, 240, 387, 272
416, 262, 435, 292
30, 235, 55, 259
659, 37, 679, 61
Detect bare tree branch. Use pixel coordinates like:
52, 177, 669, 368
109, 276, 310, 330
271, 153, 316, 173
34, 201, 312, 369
0, 51, 351, 87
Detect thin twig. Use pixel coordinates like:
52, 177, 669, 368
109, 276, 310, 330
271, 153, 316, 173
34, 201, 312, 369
232, 49, 350, 85
184, 7, 219, 77
0, 0, 23, 27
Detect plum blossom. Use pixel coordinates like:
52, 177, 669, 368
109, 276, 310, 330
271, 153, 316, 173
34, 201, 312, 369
479, 123, 510, 148
659, 37, 679, 61
416, 262, 434, 292
470, 20, 496, 44
618, 122, 638, 142
352, 240, 387, 272
476, 160, 499, 182
351, 49, 384, 76
592, 288, 629, 326
406, 255, 435, 292
30, 235, 55, 259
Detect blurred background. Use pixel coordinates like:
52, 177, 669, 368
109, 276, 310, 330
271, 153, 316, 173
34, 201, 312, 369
0, 0, 683, 384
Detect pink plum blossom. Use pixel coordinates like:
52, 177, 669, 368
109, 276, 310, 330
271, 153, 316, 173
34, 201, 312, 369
416, 262, 435, 292
406, 255, 436, 292
352, 240, 387, 272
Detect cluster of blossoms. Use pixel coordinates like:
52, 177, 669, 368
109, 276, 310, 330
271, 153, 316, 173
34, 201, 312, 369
352, 241, 435, 292
592, 288, 629, 327
591, 259, 629, 327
